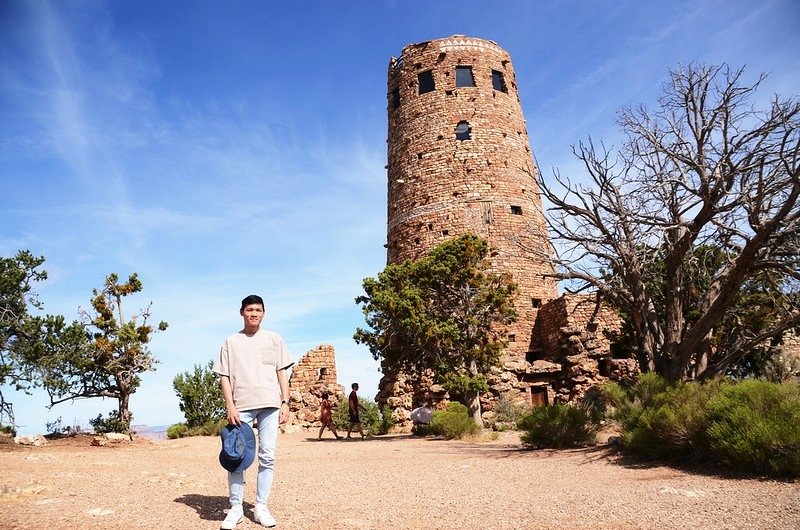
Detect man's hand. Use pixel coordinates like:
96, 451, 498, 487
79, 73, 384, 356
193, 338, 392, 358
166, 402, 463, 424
227, 406, 241, 426
279, 403, 289, 424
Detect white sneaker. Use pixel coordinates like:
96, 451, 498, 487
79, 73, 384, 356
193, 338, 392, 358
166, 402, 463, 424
254, 504, 277, 527
220, 504, 243, 529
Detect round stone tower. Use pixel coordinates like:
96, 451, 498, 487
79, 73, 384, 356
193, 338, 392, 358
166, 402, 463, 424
379, 36, 559, 426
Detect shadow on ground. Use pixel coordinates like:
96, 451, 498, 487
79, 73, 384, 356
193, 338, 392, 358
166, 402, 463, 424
174, 493, 246, 522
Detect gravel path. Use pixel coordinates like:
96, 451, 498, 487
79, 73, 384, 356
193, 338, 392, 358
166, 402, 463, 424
1, 431, 797, 529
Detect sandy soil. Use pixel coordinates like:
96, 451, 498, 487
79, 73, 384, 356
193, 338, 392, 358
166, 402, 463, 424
1, 430, 798, 529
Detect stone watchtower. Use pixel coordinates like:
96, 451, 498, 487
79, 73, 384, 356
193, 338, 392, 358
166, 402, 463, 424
378, 36, 559, 425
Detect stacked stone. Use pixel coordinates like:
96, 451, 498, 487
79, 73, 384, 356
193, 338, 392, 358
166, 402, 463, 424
535, 294, 638, 403
385, 35, 557, 360
287, 344, 345, 427
381, 35, 559, 430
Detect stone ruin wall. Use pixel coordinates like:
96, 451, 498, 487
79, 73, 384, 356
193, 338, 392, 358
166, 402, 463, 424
287, 344, 345, 428
533, 294, 639, 404
774, 329, 800, 381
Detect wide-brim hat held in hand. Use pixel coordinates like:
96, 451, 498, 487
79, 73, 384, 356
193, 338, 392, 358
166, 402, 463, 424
219, 422, 256, 473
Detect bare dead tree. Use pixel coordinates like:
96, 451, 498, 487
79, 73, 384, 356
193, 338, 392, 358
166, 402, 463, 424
538, 64, 800, 381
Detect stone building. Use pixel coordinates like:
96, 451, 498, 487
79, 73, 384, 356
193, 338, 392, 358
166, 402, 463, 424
287, 344, 345, 427
378, 35, 635, 430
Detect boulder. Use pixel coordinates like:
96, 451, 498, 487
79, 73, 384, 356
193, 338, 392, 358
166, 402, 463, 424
15, 434, 47, 446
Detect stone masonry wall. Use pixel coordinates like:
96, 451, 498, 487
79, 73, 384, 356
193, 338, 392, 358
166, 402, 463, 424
535, 294, 638, 403
380, 35, 560, 430
385, 35, 558, 359
287, 344, 345, 427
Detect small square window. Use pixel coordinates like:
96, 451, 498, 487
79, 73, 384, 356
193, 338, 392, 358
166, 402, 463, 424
511, 205, 522, 215
531, 298, 542, 309
455, 65, 475, 87
418, 71, 435, 94
492, 70, 507, 92
455, 121, 471, 141
508, 334, 516, 343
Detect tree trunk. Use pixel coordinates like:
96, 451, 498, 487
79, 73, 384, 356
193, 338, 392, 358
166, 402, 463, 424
466, 359, 483, 427
118, 379, 132, 433
466, 391, 483, 427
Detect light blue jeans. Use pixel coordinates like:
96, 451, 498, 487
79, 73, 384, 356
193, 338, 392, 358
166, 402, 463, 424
228, 407, 280, 507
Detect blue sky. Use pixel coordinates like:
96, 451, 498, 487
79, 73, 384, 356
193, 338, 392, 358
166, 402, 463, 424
2, 0, 798, 434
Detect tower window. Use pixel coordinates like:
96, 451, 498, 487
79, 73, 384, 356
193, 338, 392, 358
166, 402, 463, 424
391, 87, 400, 108
455, 65, 475, 87
492, 70, 507, 92
511, 205, 522, 215
480, 201, 494, 224
508, 334, 516, 343
455, 121, 471, 141
531, 298, 542, 309
418, 71, 435, 94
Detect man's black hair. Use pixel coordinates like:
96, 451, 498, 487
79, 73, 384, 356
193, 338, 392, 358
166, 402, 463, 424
241, 294, 265, 311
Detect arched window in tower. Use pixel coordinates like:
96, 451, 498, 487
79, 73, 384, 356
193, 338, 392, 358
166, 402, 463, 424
455, 121, 471, 141
418, 70, 435, 94
455, 65, 475, 87
492, 70, 507, 92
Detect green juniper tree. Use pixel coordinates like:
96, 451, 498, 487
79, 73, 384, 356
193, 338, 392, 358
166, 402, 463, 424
26, 273, 168, 432
0, 251, 48, 429
355, 235, 517, 425
173, 361, 226, 428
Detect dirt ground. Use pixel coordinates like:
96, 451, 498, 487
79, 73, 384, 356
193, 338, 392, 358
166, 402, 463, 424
1, 430, 798, 529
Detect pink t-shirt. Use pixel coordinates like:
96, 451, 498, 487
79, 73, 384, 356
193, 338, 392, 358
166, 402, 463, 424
213, 329, 293, 411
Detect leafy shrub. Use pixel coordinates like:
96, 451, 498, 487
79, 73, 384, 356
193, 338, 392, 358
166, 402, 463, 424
90, 411, 129, 434
332, 396, 384, 435
605, 375, 724, 460
167, 423, 189, 439
706, 380, 800, 476
376, 405, 397, 435
413, 423, 434, 437
492, 394, 531, 426
167, 418, 226, 439
428, 402, 480, 439
0, 423, 16, 436
173, 361, 226, 428
517, 403, 600, 449
603, 374, 800, 476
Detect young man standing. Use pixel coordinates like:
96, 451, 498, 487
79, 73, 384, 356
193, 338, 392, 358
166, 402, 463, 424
213, 295, 293, 529
346, 382, 367, 439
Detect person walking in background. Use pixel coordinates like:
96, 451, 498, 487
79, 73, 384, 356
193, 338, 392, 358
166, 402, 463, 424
213, 294, 293, 529
346, 382, 368, 439
317, 391, 341, 440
